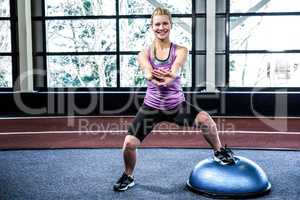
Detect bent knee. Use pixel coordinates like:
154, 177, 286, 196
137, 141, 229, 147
123, 136, 140, 150
124, 142, 137, 150
196, 111, 211, 124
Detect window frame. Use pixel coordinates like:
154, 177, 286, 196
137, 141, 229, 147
224, 0, 300, 90
0, 0, 18, 91
32, 0, 207, 92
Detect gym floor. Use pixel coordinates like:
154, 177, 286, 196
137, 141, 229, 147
0, 116, 299, 199
0, 148, 298, 200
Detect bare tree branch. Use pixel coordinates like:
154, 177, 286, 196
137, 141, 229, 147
231, 0, 271, 30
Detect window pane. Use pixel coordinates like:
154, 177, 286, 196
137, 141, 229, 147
0, 56, 12, 87
230, 16, 300, 51
0, 21, 11, 52
47, 55, 117, 87
195, 18, 206, 51
0, 0, 9, 17
45, 0, 115, 16
196, 0, 206, 13
181, 55, 192, 87
120, 55, 192, 87
46, 19, 116, 52
119, 19, 151, 51
231, 0, 300, 13
230, 53, 300, 87
120, 18, 192, 51
119, 0, 192, 15
120, 55, 146, 87
216, 0, 225, 13
195, 55, 206, 87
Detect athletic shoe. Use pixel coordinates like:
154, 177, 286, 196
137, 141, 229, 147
113, 172, 135, 191
214, 145, 235, 165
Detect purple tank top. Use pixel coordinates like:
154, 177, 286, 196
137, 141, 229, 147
144, 43, 185, 110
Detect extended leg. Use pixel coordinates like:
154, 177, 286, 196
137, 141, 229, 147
122, 135, 141, 176
113, 135, 140, 191
195, 111, 222, 151
195, 111, 234, 164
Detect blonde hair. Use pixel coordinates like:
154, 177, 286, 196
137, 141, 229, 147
150, 7, 172, 25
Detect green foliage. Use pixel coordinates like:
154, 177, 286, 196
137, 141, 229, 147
83, 0, 92, 14
0, 70, 9, 87
129, 56, 146, 87
230, 60, 236, 71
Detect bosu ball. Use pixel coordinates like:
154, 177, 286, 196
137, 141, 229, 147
186, 156, 271, 198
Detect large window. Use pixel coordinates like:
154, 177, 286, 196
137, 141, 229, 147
228, 0, 300, 87
0, 0, 15, 88
32, 0, 202, 90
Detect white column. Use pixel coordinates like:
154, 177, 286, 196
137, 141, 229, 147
17, 0, 34, 91
206, 0, 217, 92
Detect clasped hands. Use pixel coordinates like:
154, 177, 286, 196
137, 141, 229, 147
148, 69, 176, 87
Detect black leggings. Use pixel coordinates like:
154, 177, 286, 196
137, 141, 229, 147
127, 101, 202, 142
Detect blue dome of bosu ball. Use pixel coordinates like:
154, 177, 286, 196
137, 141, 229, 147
186, 156, 271, 198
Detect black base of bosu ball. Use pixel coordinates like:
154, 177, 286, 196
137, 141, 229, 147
186, 156, 271, 199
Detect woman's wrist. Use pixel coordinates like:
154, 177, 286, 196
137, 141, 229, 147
169, 70, 177, 78
145, 73, 152, 81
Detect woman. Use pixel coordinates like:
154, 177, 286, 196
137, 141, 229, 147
113, 7, 234, 192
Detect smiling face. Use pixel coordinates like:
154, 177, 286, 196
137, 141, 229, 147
151, 15, 172, 41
